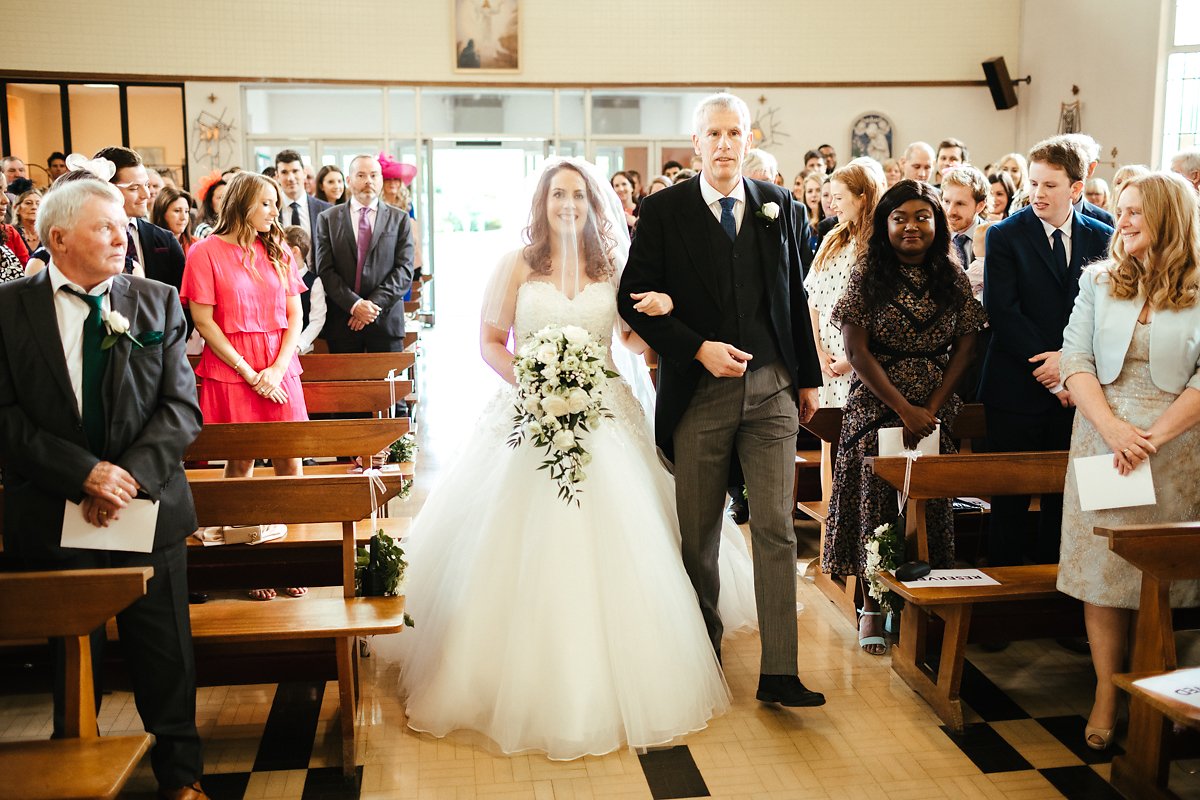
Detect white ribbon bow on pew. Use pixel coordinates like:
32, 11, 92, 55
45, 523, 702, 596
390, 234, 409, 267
362, 467, 388, 531
896, 447, 925, 514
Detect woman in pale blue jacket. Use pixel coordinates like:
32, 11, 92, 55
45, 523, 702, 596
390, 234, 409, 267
1058, 171, 1200, 751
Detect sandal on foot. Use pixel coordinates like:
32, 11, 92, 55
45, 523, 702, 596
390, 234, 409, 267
857, 608, 887, 656
284, 587, 308, 598
249, 588, 276, 601
1085, 724, 1114, 751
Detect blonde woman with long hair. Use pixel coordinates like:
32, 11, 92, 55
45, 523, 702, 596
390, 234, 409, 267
1058, 172, 1200, 750
802, 162, 883, 408
181, 172, 310, 598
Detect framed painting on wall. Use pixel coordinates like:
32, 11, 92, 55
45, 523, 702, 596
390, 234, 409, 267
850, 113, 893, 162
454, 0, 520, 73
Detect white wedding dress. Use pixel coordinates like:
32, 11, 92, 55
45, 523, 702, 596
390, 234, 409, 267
394, 279, 758, 760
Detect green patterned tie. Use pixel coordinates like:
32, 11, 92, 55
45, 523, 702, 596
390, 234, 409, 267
64, 288, 110, 456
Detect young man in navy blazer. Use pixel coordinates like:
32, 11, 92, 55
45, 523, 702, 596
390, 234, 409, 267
94, 147, 186, 292
979, 137, 1113, 568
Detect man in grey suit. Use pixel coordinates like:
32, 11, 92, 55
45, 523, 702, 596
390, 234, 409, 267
619, 94, 825, 708
315, 155, 414, 354
0, 180, 207, 799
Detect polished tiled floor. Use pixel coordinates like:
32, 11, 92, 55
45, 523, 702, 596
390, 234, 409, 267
4, 281, 1200, 799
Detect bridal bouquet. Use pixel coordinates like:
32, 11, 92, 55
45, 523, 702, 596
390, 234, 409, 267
864, 518, 906, 614
508, 324, 617, 505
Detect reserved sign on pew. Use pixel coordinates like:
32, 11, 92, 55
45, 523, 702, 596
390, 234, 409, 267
1133, 668, 1200, 710
900, 569, 1001, 588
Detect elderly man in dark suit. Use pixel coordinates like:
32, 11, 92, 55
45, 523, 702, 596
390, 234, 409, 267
94, 146, 187, 291
619, 93, 825, 709
0, 180, 207, 799
981, 137, 1113, 569
315, 154, 414, 354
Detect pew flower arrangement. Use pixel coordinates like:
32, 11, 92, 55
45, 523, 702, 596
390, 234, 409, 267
864, 519, 905, 613
508, 324, 617, 505
387, 434, 418, 501
355, 530, 415, 628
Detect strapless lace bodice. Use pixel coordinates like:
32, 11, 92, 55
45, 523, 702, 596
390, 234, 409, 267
514, 280, 617, 348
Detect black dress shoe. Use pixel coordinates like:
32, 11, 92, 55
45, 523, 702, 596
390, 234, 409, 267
756, 674, 826, 707
728, 491, 749, 525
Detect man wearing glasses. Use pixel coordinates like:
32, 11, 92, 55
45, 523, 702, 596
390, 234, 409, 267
94, 147, 186, 293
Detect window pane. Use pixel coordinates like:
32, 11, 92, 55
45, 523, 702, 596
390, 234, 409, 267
6, 83, 63, 189
590, 91, 714, 137
1163, 52, 1200, 160
420, 89, 552, 135
67, 84, 121, 162
389, 89, 417, 135
1177, 0, 1200, 45
127, 86, 186, 188
244, 87, 383, 136
557, 91, 585, 137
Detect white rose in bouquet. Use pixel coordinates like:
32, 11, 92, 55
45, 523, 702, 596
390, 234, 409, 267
526, 420, 544, 437
562, 354, 581, 371
522, 395, 542, 415
537, 342, 558, 363
541, 415, 560, 430
552, 429, 576, 450
562, 325, 590, 345
566, 387, 590, 414
541, 395, 570, 417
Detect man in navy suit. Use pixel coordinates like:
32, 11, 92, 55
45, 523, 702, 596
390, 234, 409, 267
275, 149, 330, 268
95, 147, 186, 292
1064, 134, 1116, 227
980, 138, 1113, 568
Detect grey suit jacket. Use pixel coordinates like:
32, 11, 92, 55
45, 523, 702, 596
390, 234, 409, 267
314, 201, 414, 339
0, 270, 202, 560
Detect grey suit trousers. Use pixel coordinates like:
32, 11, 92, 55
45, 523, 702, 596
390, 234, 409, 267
673, 360, 799, 675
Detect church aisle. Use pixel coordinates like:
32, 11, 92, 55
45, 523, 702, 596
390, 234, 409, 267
2, 310, 1198, 799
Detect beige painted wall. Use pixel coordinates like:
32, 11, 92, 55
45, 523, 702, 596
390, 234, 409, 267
3, 0, 1018, 84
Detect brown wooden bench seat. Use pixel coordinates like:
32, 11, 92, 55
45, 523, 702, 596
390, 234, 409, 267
185, 474, 408, 776
1097, 522, 1200, 800
0, 568, 154, 800
869, 450, 1074, 732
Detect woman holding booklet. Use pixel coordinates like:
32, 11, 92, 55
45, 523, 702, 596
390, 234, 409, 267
1058, 171, 1200, 751
823, 180, 986, 655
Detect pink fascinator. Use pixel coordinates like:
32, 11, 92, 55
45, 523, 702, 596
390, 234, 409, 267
378, 152, 417, 184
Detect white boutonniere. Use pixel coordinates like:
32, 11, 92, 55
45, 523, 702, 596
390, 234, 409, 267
756, 201, 780, 222
101, 310, 143, 350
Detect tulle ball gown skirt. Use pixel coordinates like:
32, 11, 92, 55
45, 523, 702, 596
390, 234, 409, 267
393, 388, 753, 760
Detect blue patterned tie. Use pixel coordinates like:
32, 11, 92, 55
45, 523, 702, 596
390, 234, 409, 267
718, 197, 737, 242
1052, 229, 1068, 275
63, 288, 110, 455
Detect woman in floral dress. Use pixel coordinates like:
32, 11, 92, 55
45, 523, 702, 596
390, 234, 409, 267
824, 180, 987, 654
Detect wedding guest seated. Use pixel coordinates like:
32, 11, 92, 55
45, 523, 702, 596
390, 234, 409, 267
315, 164, 347, 205
800, 171, 826, 257
14, 188, 41, 254
996, 152, 1030, 194
47, 151, 68, 181
647, 174, 672, 195
611, 170, 638, 233
1085, 177, 1110, 211
803, 149, 824, 176
986, 171, 1016, 221
0, 210, 28, 267
1170, 149, 1200, 192
672, 168, 697, 184
1058, 171, 1200, 751
934, 138, 968, 185
823, 180, 986, 655
146, 169, 165, 206
1112, 164, 1150, 215
152, 186, 197, 258
900, 141, 935, 184
882, 158, 902, 187
193, 178, 227, 239
662, 160, 683, 180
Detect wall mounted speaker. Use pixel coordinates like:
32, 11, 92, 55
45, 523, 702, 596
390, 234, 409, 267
982, 57, 1019, 110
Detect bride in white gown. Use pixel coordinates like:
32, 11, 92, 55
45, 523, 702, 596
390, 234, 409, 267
395, 158, 758, 760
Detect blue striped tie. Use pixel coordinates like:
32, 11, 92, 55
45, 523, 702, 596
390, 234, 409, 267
718, 197, 737, 242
